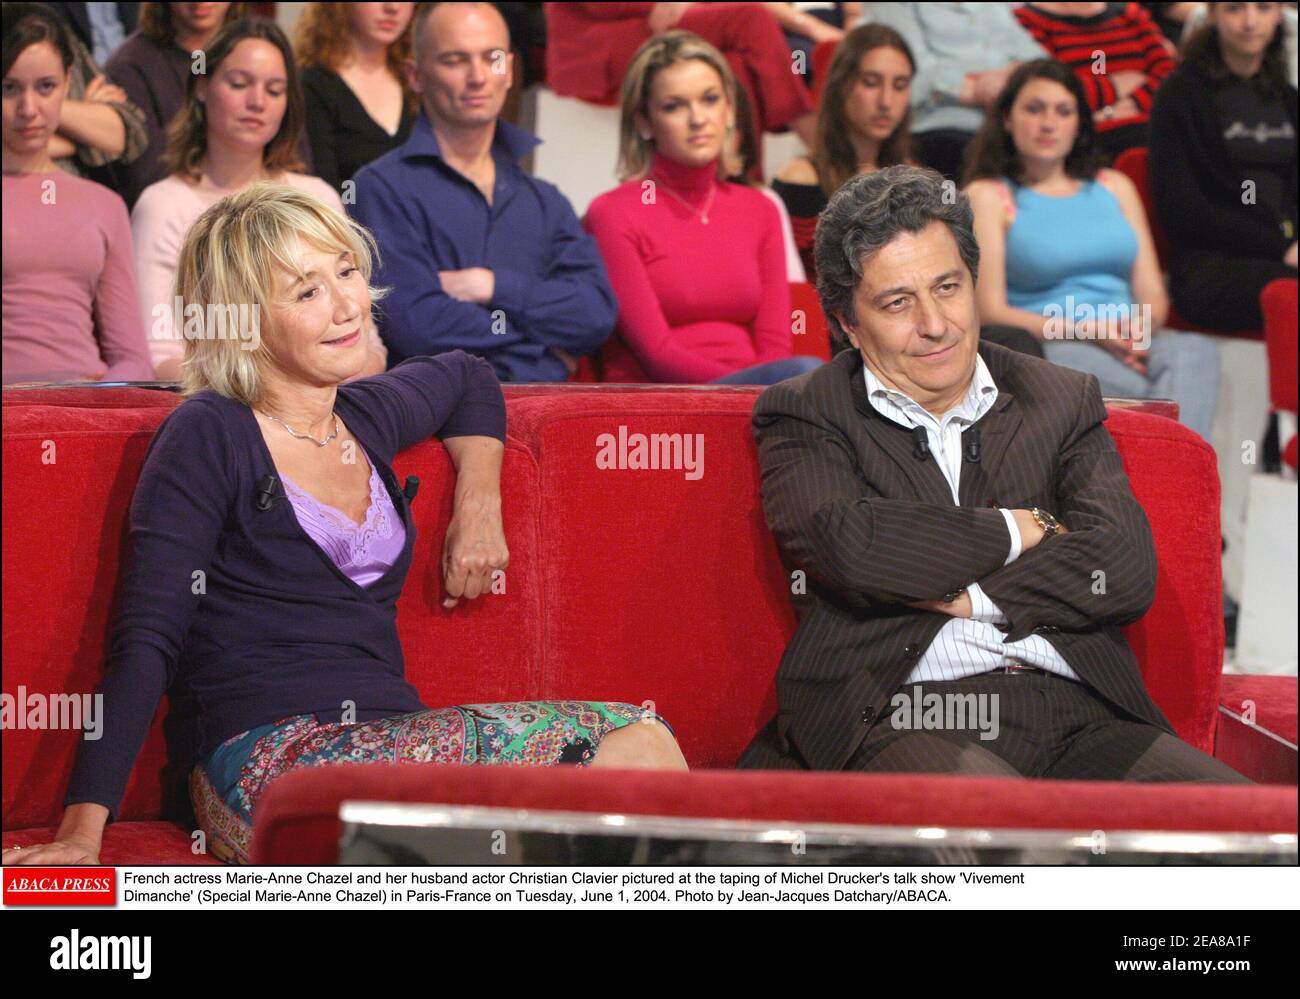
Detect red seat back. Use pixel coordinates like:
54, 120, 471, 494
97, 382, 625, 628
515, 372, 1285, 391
1113, 147, 1170, 268
812, 38, 838, 103
790, 281, 833, 360
1262, 278, 1299, 414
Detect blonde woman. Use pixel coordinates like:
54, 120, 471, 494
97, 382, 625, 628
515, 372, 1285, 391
131, 18, 386, 382
584, 30, 821, 384
4, 183, 687, 868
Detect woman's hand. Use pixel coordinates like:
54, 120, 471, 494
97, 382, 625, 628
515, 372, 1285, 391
1077, 315, 1150, 375
83, 74, 127, 105
3, 834, 101, 866
442, 499, 508, 609
440, 436, 506, 608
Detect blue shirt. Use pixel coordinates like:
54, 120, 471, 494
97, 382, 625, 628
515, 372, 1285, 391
1004, 180, 1138, 320
350, 114, 618, 382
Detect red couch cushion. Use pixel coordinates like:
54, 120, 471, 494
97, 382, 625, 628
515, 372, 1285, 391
250, 763, 1298, 865
505, 393, 1225, 761
2, 821, 223, 865
0, 385, 1236, 860
1215, 675, 1298, 786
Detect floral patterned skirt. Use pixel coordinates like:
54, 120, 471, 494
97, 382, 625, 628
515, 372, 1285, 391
189, 701, 665, 864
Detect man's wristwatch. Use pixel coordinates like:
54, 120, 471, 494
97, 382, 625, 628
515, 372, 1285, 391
1031, 507, 1061, 538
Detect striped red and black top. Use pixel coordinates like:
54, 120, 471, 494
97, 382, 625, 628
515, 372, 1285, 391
1014, 2, 1177, 127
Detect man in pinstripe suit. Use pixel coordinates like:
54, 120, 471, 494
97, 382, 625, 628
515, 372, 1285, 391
738, 166, 1247, 782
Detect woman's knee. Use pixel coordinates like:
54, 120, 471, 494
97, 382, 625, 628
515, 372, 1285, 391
593, 720, 688, 770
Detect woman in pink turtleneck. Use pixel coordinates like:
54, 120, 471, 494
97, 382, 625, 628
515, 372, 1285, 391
585, 31, 821, 385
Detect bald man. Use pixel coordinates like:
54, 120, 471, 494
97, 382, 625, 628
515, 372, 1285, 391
350, 2, 617, 381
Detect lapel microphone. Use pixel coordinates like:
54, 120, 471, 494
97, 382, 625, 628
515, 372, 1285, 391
402, 476, 420, 504
911, 425, 931, 460
255, 474, 279, 511
964, 426, 982, 463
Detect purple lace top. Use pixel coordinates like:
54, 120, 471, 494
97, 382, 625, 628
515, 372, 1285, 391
280, 451, 406, 588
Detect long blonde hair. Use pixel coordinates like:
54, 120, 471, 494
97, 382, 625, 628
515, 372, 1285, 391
176, 182, 386, 406
617, 30, 741, 181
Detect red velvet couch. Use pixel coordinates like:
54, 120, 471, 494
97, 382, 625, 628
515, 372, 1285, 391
2, 385, 1295, 866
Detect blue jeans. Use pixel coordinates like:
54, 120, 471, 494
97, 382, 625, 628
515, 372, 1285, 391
1041, 330, 1219, 441
713, 356, 823, 385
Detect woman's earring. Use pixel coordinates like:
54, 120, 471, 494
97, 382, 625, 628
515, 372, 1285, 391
640, 132, 653, 142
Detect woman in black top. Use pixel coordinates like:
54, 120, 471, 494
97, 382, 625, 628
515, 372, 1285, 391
1149, 2, 1297, 331
772, 24, 914, 281
295, 2, 417, 193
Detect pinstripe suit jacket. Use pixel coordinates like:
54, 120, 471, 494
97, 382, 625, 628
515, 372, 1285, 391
737, 341, 1177, 772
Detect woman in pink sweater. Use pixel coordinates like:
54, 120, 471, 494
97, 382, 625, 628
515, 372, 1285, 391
2, 5, 151, 385
131, 18, 386, 382
585, 31, 822, 384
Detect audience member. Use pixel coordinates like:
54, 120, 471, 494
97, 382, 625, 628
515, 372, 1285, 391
545, 3, 817, 145
132, 18, 384, 382
43, 2, 137, 66
765, 1, 858, 84
1014, 2, 1177, 160
106, 2, 241, 208
964, 59, 1218, 440
773, 23, 914, 277
2, 3, 151, 384
865, 2, 1047, 180
1150, 1, 1297, 332
12, 2, 147, 183
296, 2, 416, 193
586, 31, 822, 383
351, 2, 616, 382
1179, 1, 1298, 85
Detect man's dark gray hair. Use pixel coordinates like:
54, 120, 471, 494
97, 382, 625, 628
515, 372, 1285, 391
814, 165, 980, 347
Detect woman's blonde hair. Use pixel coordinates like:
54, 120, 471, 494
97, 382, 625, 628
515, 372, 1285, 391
617, 30, 740, 181
176, 182, 386, 406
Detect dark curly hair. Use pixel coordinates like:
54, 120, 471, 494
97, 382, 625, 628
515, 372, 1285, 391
961, 59, 1104, 187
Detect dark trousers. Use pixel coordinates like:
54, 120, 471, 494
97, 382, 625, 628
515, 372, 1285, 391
1171, 252, 1298, 332
849, 672, 1251, 783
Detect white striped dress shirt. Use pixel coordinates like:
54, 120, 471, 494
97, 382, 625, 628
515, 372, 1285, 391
863, 357, 1081, 683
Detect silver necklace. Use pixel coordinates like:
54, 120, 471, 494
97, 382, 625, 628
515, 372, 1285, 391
655, 176, 717, 224
260, 410, 340, 447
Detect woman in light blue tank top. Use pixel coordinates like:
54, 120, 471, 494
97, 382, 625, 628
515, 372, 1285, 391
963, 60, 1218, 440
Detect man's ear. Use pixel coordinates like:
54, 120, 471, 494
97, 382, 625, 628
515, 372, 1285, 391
834, 313, 861, 352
